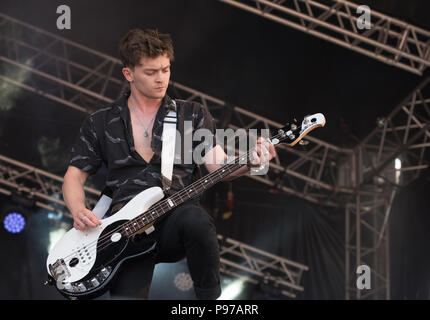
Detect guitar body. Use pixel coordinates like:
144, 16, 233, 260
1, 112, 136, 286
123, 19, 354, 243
46, 186, 164, 300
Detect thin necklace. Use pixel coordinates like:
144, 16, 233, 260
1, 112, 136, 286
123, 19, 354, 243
131, 102, 157, 138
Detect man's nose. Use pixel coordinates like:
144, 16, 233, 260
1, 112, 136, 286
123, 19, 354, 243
155, 71, 163, 82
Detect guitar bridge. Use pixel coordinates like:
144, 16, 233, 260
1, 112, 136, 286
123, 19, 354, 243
49, 259, 71, 285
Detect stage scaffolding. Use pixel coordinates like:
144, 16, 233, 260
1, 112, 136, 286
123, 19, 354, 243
1, 5, 430, 299
220, 0, 430, 300
218, 0, 430, 75
344, 76, 430, 299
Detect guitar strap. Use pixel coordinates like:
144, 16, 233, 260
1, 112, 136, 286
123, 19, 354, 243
92, 191, 113, 220
161, 99, 177, 192
92, 100, 177, 219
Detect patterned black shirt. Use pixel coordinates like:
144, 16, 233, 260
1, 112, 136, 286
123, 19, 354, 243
69, 90, 217, 211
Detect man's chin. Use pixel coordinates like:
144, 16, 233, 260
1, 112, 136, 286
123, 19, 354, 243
143, 93, 165, 100
134, 87, 166, 99
153, 91, 166, 99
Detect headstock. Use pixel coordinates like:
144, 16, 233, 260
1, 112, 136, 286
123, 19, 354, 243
270, 113, 326, 147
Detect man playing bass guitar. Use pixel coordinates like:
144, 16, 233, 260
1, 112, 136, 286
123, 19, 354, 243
62, 28, 276, 300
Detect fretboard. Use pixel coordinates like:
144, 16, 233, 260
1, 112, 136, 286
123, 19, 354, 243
121, 155, 248, 236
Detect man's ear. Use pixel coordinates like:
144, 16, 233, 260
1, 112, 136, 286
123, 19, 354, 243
122, 67, 133, 82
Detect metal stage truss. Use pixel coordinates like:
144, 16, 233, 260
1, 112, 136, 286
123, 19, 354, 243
0, 154, 100, 218
218, 235, 308, 298
0, 11, 352, 207
0, 154, 309, 299
344, 76, 430, 300
1, 9, 430, 299
218, 0, 430, 75
219, 0, 430, 299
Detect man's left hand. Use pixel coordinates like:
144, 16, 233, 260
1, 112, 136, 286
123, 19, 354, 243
249, 137, 277, 169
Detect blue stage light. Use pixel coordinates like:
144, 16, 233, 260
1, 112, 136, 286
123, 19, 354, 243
3, 212, 26, 234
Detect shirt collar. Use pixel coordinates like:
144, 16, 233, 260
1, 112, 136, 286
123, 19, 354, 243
114, 90, 175, 120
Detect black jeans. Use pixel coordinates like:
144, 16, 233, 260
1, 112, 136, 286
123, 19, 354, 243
109, 199, 221, 300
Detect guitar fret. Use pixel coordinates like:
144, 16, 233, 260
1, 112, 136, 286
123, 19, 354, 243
125, 153, 259, 238
124, 165, 236, 237
114, 128, 319, 243
151, 209, 158, 218
187, 188, 193, 198
176, 192, 184, 202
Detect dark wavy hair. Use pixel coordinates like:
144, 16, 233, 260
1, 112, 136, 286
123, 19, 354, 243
119, 28, 175, 68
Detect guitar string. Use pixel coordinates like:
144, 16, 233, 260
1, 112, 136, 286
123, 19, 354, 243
93, 152, 251, 254
59, 130, 291, 265
59, 131, 290, 264
100, 129, 289, 246
59, 131, 288, 265
59, 145, 257, 264
60, 140, 263, 264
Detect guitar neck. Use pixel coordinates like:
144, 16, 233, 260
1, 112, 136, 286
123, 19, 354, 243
118, 112, 326, 236
122, 154, 249, 236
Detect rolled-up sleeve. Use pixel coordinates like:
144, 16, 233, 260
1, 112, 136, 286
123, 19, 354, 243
69, 114, 102, 175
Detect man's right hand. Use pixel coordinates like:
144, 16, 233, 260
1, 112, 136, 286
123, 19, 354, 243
72, 207, 102, 231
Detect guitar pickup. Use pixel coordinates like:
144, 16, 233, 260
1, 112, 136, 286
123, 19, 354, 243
145, 225, 155, 234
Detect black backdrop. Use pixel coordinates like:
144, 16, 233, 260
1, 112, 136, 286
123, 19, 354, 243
390, 168, 430, 300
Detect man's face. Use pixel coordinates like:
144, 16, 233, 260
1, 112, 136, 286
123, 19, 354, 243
123, 53, 171, 100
